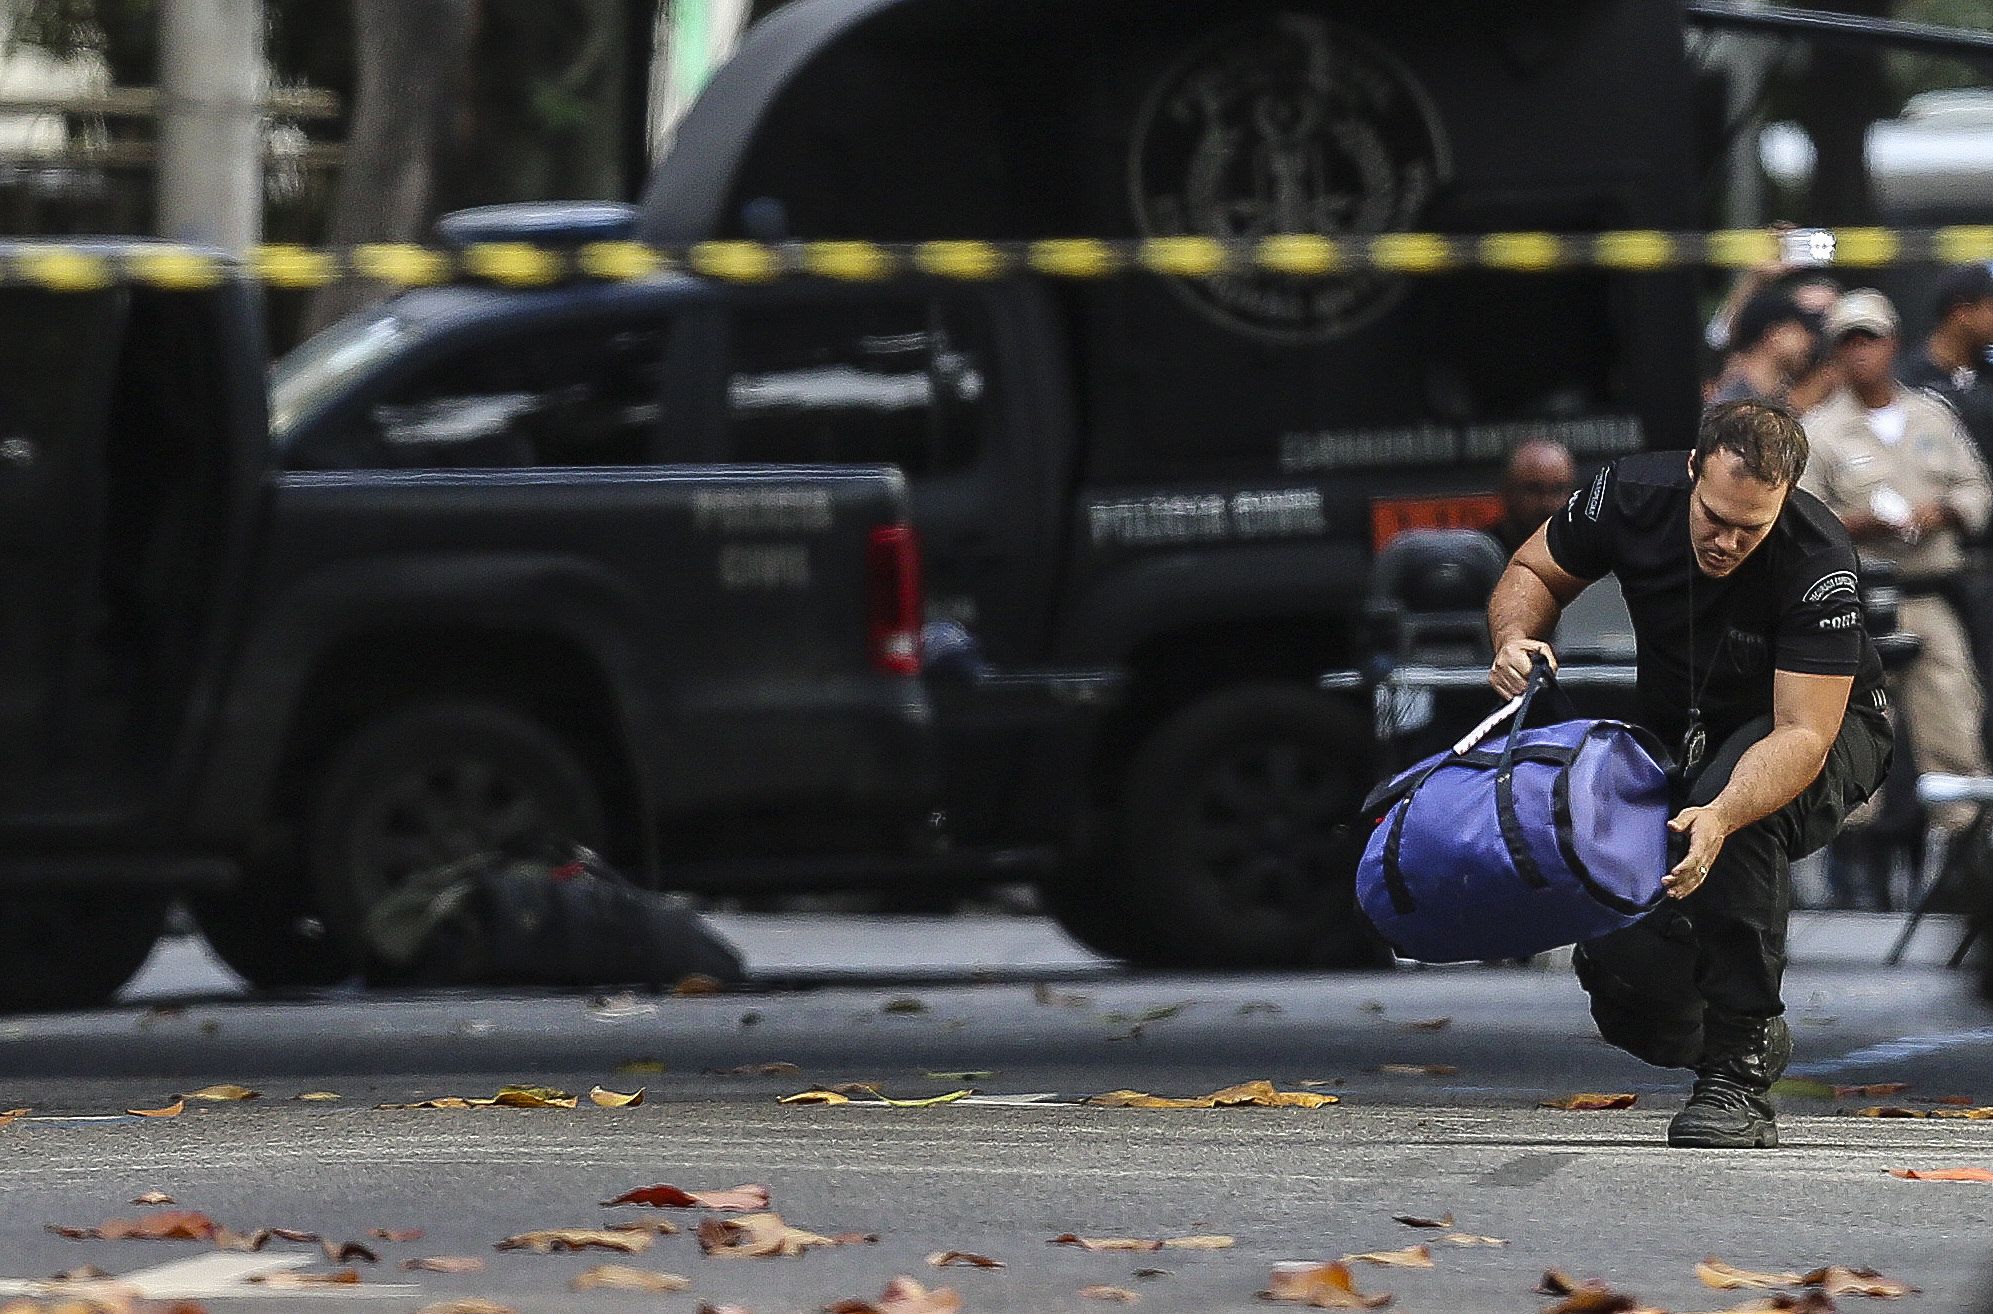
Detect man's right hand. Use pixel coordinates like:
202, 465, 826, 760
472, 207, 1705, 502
1490, 638, 1557, 698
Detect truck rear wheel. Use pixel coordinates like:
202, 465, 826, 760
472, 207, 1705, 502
1111, 684, 1389, 970
0, 892, 168, 1012
305, 702, 609, 957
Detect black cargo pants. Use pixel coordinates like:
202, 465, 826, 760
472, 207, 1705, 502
1573, 702, 1893, 1069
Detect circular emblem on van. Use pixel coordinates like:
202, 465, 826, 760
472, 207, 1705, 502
1130, 14, 1450, 342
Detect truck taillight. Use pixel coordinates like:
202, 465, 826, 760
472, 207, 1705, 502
867, 524, 922, 676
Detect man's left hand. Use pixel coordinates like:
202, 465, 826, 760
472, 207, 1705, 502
1663, 804, 1734, 899
1909, 502, 1954, 538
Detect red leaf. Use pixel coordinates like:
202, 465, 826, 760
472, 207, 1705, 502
602, 1183, 770, 1211
1888, 1167, 1993, 1182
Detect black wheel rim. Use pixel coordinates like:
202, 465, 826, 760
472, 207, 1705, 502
1180, 739, 1363, 920
345, 755, 568, 908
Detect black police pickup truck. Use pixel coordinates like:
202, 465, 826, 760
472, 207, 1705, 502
0, 244, 927, 1010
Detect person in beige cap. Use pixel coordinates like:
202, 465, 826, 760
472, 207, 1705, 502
1799, 288, 1993, 832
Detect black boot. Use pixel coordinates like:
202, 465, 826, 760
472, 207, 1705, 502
1667, 1014, 1791, 1149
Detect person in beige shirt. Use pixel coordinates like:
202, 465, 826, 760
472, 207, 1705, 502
1800, 288, 1993, 831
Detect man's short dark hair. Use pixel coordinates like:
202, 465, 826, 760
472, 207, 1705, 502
1694, 399, 1809, 489
1934, 263, 1993, 320
1727, 290, 1808, 354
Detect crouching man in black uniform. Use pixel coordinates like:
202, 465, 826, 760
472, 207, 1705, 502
1487, 400, 1892, 1148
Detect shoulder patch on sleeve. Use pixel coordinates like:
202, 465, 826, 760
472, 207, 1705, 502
1581, 468, 1609, 523
1802, 570, 1859, 604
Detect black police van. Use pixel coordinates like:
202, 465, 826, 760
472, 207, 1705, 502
631, 0, 1704, 966
0, 240, 929, 1011
246, 0, 1947, 973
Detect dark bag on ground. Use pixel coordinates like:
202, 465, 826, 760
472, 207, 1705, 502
1356, 659, 1673, 963
363, 843, 744, 988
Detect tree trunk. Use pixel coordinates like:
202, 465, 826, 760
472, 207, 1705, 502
305, 0, 476, 334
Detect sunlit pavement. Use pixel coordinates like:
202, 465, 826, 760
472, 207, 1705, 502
0, 912, 1985, 1312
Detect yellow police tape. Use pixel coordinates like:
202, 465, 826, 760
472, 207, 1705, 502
4, 226, 1993, 291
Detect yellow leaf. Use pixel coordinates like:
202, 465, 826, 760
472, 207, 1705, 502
293, 1092, 341, 1102
483, 1085, 578, 1109
1343, 1245, 1433, 1268
779, 1090, 851, 1105
1696, 1259, 1805, 1290
183, 1084, 260, 1102
0, 1108, 29, 1129
854, 1087, 974, 1108
127, 1099, 185, 1118
1086, 1081, 1337, 1109
1163, 1235, 1235, 1250
571, 1264, 691, 1292
1538, 1092, 1637, 1111
1262, 1261, 1392, 1308
589, 1086, 646, 1108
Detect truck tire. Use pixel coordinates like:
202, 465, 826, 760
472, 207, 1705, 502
0, 892, 168, 1012
305, 702, 609, 956
1112, 684, 1390, 970
189, 879, 350, 991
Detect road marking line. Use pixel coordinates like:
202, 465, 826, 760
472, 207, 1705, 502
0, 1254, 416, 1300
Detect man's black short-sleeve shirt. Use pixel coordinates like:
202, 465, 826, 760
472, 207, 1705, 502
1543, 450, 1885, 746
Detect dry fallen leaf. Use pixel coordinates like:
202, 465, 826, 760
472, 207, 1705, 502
1376, 1065, 1458, 1078
1081, 1286, 1140, 1303
183, 1084, 259, 1102
369, 1228, 424, 1242
926, 1252, 1003, 1268
323, 1240, 378, 1263
1536, 1269, 1653, 1314
44, 1266, 111, 1282
1260, 1260, 1392, 1308
602, 1184, 770, 1211
588, 1086, 645, 1108
1238, 1002, 1284, 1017
1391, 1213, 1454, 1230
1405, 1018, 1452, 1032
571, 1264, 692, 1292
1133, 1269, 1171, 1280
251, 1268, 362, 1287
1888, 1166, 1993, 1181
270, 1227, 323, 1243
618, 1059, 667, 1074
882, 997, 929, 1014
1342, 1246, 1432, 1268
1927, 1107, 1993, 1120
0, 1108, 31, 1129
402, 1256, 485, 1273
130, 1193, 175, 1207
1697, 1259, 1805, 1291
1856, 1107, 1926, 1119
1050, 1235, 1163, 1253
1166, 1236, 1237, 1250
496, 1228, 652, 1255
126, 1100, 184, 1118
48, 1211, 219, 1242
293, 1091, 341, 1102
676, 974, 724, 995
699, 1305, 757, 1314
485, 1085, 578, 1109
1442, 1234, 1507, 1247
607, 1219, 682, 1237
1539, 1093, 1638, 1111
1087, 1081, 1336, 1109
1801, 1266, 1919, 1298
1033, 983, 1091, 1008
827, 1276, 962, 1314
697, 1212, 843, 1259
414, 1303, 519, 1314
779, 1090, 851, 1106
214, 1228, 274, 1251
377, 1097, 476, 1110
1835, 1082, 1911, 1100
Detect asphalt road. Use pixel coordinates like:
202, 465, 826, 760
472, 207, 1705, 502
0, 914, 1988, 1313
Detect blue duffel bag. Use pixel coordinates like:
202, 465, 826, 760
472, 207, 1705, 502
1356, 660, 1674, 963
